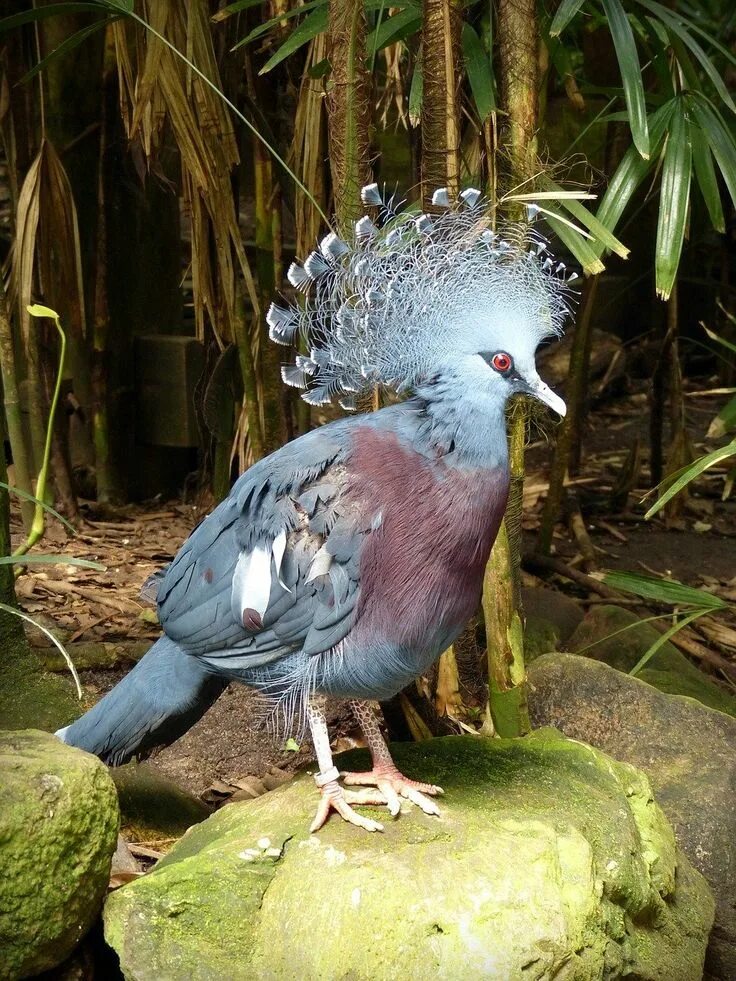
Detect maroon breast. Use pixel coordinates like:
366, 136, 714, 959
347, 426, 509, 649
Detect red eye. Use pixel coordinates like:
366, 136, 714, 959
491, 352, 513, 373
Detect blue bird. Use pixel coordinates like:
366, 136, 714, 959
57, 186, 571, 832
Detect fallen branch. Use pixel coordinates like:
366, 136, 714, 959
33, 578, 139, 614
522, 553, 620, 600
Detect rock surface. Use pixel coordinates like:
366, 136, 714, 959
104, 731, 713, 981
0, 729, 119, 980
111, 762, 211, 842
528, 653, 736, 980
567, 605, 736, 717
522, 585, 584, 657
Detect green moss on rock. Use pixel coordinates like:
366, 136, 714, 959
568, 605, 736, 718
0, 661, 84, 733
0, 730, 119, 979
104, 731, 714, 980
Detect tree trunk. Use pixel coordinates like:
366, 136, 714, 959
420, 0, 462, 206
327, 0, 372, 231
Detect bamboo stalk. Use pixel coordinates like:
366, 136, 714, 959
14, 307, 67, 557
537, 276, 599, 553
91, 63, 116, 505
254, 132, 284, 453
0, 278, 34, 531
419, 0, 465, 714
483, 0, 539, 735
483, 521, 530, 736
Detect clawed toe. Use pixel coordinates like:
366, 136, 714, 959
310, 779, 384, 834
341, 767, 444, 817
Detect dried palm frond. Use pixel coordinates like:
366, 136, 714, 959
111, 1, 264, 462
377, 40, 408, 130
11, 138, 85, 343
290, 34, 328, 260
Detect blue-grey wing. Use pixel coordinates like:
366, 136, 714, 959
156, 420, 373, 671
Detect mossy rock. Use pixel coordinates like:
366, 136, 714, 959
111, 763, 210, 843
528, 653, 736, 979
104, 731, 713, 981
524, 615, 563, 662
567, 605, 735, 717
0, 661, 85, 733
0, 730, 119, 980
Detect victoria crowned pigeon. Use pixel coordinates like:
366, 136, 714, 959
58, 185, 572, 833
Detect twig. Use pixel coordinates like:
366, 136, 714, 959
668, 628, 736, 679
522, 553, 620, 599
33, 579, 138, 614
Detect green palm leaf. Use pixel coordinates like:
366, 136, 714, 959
654, 101, 691, 300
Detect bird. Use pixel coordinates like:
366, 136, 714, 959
57, 184, 572, 833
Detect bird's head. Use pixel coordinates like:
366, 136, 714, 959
269, 184, 576, 412
448, 337, 565, 419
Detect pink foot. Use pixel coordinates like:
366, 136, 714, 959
310, 776, 385, 834
341, 765, 444, 817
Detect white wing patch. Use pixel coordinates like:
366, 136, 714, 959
231, 544, 271, 625
231, 533, 293, 629
305, 544, 332, 583
271, 529, 290, 591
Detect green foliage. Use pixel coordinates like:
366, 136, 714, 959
603, 572, 731, 676
550, 0, 736, 299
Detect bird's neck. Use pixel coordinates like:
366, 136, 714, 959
411, 379, 509, 471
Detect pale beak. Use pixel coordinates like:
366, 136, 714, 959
523, 373, 567, 418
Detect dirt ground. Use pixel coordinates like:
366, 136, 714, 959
9, 370, 736, 800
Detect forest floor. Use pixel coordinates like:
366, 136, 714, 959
9, 362, 736, 804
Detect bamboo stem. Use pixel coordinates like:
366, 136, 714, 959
14, 308, 67, 557
483, 521, 530, 737
483, 0, 539, 734
538, 276, 599, 553
0, 278, 34, 531
92, 65, 115, 505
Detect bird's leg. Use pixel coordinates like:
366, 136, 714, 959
307, 696, 384, 833
342, 700, 443, 817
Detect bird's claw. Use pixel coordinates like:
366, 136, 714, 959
341, 766, 444, 818
310, 778, 385, 834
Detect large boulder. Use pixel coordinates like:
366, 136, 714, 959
567, 605, 736, 717
0, 730, 119, 979
528, 653, 736, 980
104, 731, 713, 981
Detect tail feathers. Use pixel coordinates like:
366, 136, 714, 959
57, 636, 227, 766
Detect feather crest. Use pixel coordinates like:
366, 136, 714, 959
273, 186, 576, 406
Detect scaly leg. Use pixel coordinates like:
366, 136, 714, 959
307, 697, 385, 833
342, 700, 443, 817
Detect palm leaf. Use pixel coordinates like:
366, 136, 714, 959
644, 439, 736, 517
593, 99, 675, 253
259, 7, 329, 75
654, 101, 691, 300
549, 0, 586, 37
604, 570, 728, 609
462, 22, 496, 122
690, 122, 725, 233
689, 96, 736, 208
601, 0, 650, 158
542, 178, 629, 258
